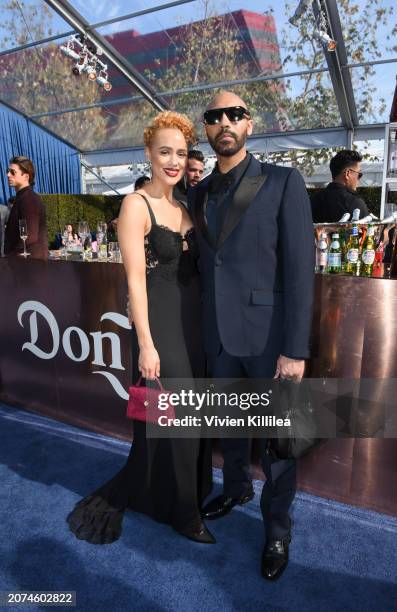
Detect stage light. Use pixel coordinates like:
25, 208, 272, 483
97, 74, 112, 91
72, 63, 86, 75
59, 34, 112, 91
86, 63, 97, 80
60, 44, 80, 61
317, 30, 337, 51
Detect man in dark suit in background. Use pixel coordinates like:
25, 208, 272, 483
311, 149, 369, 222
174, 149, 205, 205
4, 156, 48, 260
189, 91, 314, 581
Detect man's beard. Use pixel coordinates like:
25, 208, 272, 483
208, 129, 247, 157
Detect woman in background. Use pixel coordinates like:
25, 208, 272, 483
62, 224, 80, 247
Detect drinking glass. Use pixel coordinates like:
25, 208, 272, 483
108, 241, 120, 262
78, 221, 90, 259
97, 221, 107, 234
96, 222, 107, 249
18, 219, 30, 257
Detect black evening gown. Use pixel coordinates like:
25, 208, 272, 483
67, 196, 212, 544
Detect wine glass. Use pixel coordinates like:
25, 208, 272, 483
96, 221, 107, 248
18, 219, 30, 257
97, 221, 107, 234
78, 221, 90, 258
108, 241, 120, 262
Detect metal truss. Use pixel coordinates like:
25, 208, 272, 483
0, 0, 394, 157
82, 124, 386, 167
0, 0, 197, 58
315, 0, 358, 130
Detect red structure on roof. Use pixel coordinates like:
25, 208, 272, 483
105, 10, 282, 98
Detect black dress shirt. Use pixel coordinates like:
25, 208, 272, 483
311, 181, 369, 223
206, 153, 252, 241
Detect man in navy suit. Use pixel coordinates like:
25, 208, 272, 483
189, 91, 314, 580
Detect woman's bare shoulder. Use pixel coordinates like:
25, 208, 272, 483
121, 192, 150, 217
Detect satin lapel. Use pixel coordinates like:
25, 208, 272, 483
195, 185, 216, 249
217, 173, 268, 248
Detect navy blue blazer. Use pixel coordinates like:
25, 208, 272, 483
189, 156, 315, 359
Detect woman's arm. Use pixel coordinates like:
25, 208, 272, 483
118, 194, 160, 379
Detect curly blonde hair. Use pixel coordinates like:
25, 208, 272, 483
143, 111, 197, 147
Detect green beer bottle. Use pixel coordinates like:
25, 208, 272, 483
339, 227, 347, 271
360, 225, 375, 277
328, 233, 342, 273
345, 225, 360, 275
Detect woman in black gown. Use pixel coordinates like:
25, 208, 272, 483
67, 111, 214, 544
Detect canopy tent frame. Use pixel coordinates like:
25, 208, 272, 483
316, 0, 358, 129
81, 124, 386, 167
44, 0, 169, 112
0, 0, 395, 162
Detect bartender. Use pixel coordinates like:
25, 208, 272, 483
311, 150, 369, 223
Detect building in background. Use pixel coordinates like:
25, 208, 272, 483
106, 10, 282, 94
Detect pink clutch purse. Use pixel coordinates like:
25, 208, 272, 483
127, 376, 175, 424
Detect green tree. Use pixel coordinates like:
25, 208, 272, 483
0, 0, 108, 149
119, 0, 395, 175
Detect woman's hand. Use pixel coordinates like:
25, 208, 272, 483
138, 346, 160, 379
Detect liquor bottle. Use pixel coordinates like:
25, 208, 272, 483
328, 233, 342, 273
374, 241, 384, 266
339, 227, 347, 270
316, 232, 328, 273
390, 75, 397, 122
360, 225, 375, 276
345, 225, 360, 274
98, 231, 108, 260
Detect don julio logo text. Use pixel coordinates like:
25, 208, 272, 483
17, 300, 131, 399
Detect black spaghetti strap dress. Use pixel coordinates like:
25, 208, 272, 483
67, 194, 212, 543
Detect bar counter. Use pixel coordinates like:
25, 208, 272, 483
1, 257, 397, 515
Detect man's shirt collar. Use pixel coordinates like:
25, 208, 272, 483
210, 152, 252, 193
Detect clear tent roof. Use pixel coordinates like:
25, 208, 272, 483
0, 0, 395, 154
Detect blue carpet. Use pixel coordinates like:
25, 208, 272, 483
0, 403, 396, 612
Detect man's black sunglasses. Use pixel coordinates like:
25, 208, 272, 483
203, 106, 251, 125
348, 168, 363, 179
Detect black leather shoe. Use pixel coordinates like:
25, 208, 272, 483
174, 521, 216, 544
261, 536, 291, 581
201, 485, 255, 520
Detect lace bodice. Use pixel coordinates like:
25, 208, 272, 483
137, 193, 199, 283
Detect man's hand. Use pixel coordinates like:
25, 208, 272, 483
274, 355, 305, 383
